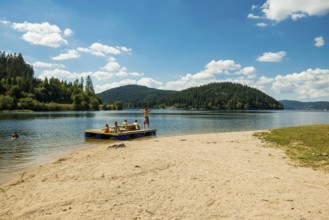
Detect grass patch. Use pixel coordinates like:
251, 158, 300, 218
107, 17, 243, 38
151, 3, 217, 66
254, 124, 329, 172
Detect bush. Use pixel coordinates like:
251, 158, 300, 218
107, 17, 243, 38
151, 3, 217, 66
0, 95, 15, 110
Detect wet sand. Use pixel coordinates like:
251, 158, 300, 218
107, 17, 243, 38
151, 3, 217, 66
1, 131, 329, 219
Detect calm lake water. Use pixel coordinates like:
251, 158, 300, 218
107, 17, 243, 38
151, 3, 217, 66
1, 109, 329, 184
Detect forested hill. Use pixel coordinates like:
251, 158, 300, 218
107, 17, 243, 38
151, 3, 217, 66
97, 85, 176, 108
0, 52, 101, 111
97, 82, 284, 110
161, 82, 283, 110
280, 100, 329, 110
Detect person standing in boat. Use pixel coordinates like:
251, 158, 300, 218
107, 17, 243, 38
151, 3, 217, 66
142, 108, 151, 129
114, 121, 120, 133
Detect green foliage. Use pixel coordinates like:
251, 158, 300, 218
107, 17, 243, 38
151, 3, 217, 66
97, 85, 176, 108
254, 125, 329, 172
162, 82, 283, 110
97, 82, 283, 110
0, 51, 104, 111
0, 95, 15, 110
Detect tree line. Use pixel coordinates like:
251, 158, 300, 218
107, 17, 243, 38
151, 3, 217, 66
98, 83, 284, 110
0, 52, 121, 111
159, 82, 284, 110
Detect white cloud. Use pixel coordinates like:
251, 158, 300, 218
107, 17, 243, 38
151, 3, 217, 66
251, 5, 258, 10
261, 0, 329, 22
52, 49, 80, 60
272, 68, 329, 99
38, 68, 80, 80
130, 72, 143, 77
116, 46, 132, 54
205, 60, 241, 74
235, 66, 257, 78
101, 61, 121, 72
64, 28, 73, 37
77, 42, 121, 57
256, 22, 268, 27
247, 13, 261, 19
10, 21, 70, 48
137, 77, 163, 88
257, 51, 287, 62
32, 61, 65, 68
160, 60, 255, 91
314, 36, 325, 47
0, 20, 10, 26
95, 79, 138, 93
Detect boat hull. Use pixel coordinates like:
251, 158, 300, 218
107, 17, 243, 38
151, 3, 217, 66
84, 129, 156, 140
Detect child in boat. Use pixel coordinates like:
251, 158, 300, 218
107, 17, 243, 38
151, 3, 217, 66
133, 120, 140, 130
103, 124, 110, 133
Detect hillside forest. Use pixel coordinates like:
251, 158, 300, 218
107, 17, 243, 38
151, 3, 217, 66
97, 83, 284, 110
0, 52, 123, 111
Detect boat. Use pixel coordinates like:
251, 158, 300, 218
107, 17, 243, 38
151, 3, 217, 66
84, 126, 156, 140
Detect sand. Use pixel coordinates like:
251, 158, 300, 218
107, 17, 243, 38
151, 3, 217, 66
1, 131, 329, 219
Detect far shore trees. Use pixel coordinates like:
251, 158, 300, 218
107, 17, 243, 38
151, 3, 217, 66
0, 51, 104, 111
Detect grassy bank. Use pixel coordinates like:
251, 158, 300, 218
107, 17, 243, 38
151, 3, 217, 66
255, 124, 329, 172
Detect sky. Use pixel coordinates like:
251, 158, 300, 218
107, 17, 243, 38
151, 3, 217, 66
0, 0, 328, 101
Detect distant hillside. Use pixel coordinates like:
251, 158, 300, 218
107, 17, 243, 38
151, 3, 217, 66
161, 82, 283, 110
97, 83, 283, 110
96, 85, 176, 108
280, 100, 329, 110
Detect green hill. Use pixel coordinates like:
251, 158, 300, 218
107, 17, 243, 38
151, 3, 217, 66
97, 82, 284, 110
97, 85, 176, 108
280, 100, 329, 110
162, 82, 283, 110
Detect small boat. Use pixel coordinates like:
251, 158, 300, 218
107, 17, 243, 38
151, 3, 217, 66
84, 128, 157, 140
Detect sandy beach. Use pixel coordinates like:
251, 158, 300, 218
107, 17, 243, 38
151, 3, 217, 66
1, 131, 329, 219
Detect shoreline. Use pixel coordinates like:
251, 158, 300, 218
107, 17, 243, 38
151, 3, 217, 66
1, 131, 329, 219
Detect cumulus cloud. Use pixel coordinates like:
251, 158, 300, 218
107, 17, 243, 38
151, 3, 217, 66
116, 46, 132, 54
272, 68, 329, 99
77, 43, 121, 57
94, 77, 160, 93
314, 36, 325, 47
235, 66, 257, 78
247, 13, 261, 19
64, 28, 73, 37
9, 21, 71, 48
32, 61, 65, 68
160, 60, 256, 91
38, 68, 80, 80
260, 0, 329, 22
137, 77, 163, 88
257, 51, 287, 62
52, 49, 80, 60
256, 22, 267, 27
101, 60, 121, 72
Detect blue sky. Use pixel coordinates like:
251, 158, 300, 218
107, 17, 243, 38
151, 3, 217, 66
0, 0, 328, 101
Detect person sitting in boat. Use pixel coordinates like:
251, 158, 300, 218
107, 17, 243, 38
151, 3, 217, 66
133, 120, 140, 130
12, 131, 19, 139
122, 119, 128, 127
114, 121, 120, 133
103, 124, 110, 133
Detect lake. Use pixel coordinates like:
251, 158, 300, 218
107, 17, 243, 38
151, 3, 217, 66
1, 109, 329, 184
